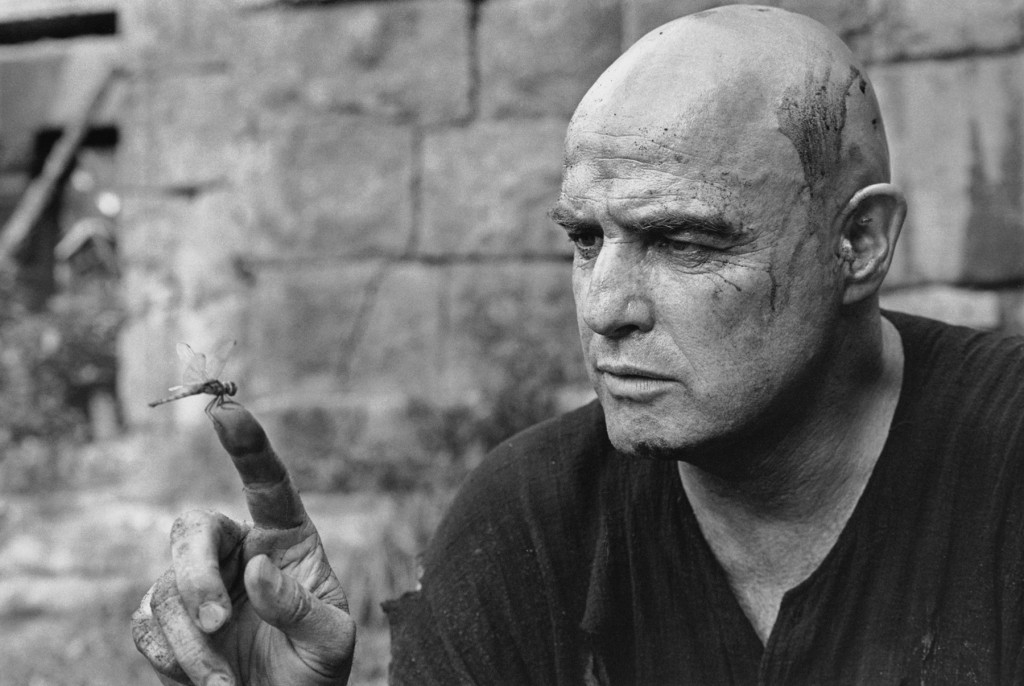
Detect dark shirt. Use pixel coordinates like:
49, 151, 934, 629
385, 312, 1024, 685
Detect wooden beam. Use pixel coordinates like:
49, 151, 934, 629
0, 64, 115, 271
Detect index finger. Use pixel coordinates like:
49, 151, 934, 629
208, 400, 308, 530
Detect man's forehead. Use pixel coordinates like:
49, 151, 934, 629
563, 124, 794, 179
554, 123, 817, 251
558, 126, 806, 225
557, 157, 730, 217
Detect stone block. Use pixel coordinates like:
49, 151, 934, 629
112, 194, 184, 267
234, 113, 415, 257
118, 72, 241, 189
440, 262, 586, 405
623, 0, 782, 46
439, 262, 588, 446
245, 262, 445, 400
776, 0, 871, 39
883, 230, 915, 289
120, 190, 248, 264
119, 190, 252, 315
866, 0, 1024, 62
233, 0, 471, 125
880, 285, 1001, 329
478, 0, 623, 119
118, 191, 249, 427
871, 55, 1024, 285
626, 1, 873, 76
625, 1, 870, 43
420, 118, 571, 256
119, 0, 240, 68
170, 192, 253, 310
118, 301, 180, 427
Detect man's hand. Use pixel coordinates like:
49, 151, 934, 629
131, 401, 355, 686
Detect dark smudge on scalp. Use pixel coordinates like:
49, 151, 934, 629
775, 65, 863, 196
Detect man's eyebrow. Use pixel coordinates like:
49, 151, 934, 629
547, 205, 592, 230
547, 205, 743, 238
623, 212, 743, 238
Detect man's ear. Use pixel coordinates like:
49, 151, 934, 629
835, 183, 906, 305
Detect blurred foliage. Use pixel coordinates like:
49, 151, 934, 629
0, 269, 123, 491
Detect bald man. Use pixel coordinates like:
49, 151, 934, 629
133, 6, 1024, 685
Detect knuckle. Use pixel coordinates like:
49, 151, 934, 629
150, 569, 179, 611
130, 609, 151, 649
131, 616, 176, 674
170, 508, 217, 539
131, 592, 153, 627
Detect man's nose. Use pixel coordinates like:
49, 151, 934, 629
579, 241, 655, 337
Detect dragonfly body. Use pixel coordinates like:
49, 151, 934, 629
148, 379, 237, 408
148, 341, 238, 412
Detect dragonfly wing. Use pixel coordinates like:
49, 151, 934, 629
176, 342, 195, 365
206, 339, 237, 381
177, 343, 210, 384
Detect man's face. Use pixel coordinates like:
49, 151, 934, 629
555, 83, 846, 458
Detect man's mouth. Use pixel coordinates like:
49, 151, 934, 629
595, 363, 675, 400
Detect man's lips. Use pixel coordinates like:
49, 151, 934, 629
595, 362, 675, 380
594, 363, 676, 399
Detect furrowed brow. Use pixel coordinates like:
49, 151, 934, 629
624, 213, 742, 239
548, 205, 594, 231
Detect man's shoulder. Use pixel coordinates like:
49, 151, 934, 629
886, 309, 1024, 451
888, 310, 1024, 393
887, 310, 1024, 367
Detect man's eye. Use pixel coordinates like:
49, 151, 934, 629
655, 237, 708, 255
654, 237, 713, 265
656, 237, 695, 252
568, 231, 602, 259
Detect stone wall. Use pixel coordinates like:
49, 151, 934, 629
117, 0, 597, 488
4, 1, 1024, 684
118, 0, 1024, 485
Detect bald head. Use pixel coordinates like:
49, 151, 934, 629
557, 5, 906, 459
565, 4, 890, 223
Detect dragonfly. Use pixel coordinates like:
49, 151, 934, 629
148, 340, 238, 413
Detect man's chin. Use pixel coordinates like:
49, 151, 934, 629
606, 429, 691, 461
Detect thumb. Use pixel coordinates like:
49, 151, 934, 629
245, 555, 356, 675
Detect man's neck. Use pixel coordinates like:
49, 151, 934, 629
676, 314, 904, 643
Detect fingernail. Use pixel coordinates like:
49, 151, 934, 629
205, 673, 234, 686
199, 602, 227, 632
